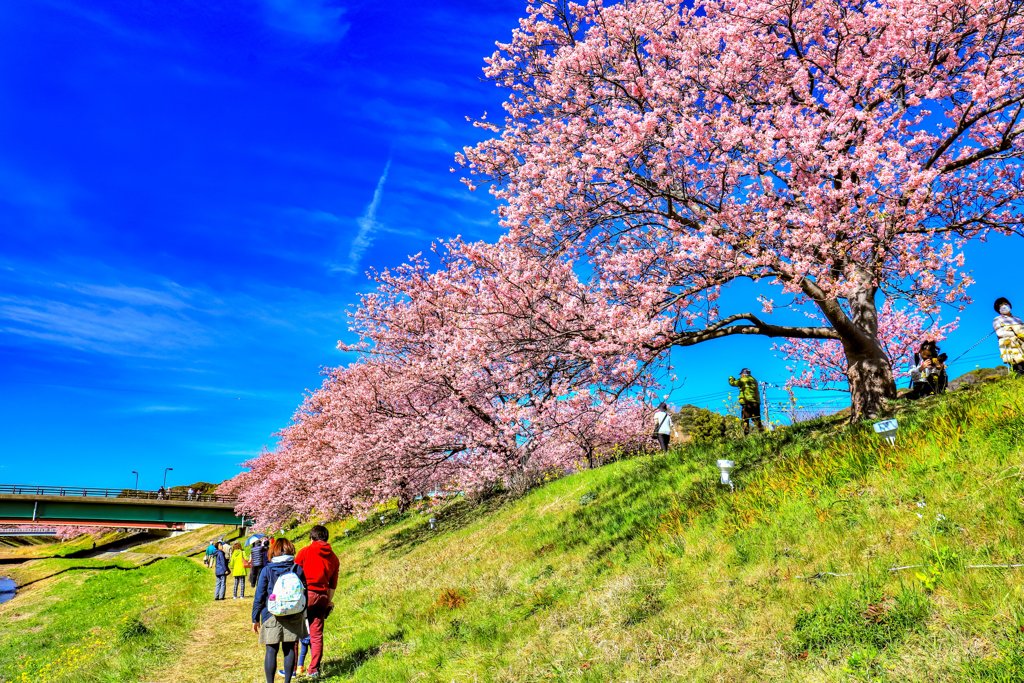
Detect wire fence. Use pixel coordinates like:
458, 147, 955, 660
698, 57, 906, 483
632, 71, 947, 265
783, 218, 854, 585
669, 328, 1007, 421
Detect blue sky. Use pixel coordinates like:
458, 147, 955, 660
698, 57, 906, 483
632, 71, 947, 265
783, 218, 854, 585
0, 0, 1020, 489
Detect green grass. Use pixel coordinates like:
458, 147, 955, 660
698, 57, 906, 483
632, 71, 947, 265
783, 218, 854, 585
273, 376, 1024, 681
4, 377, 1021, 682
130, 524, 242, 556
3, 556, 156, 587
0, 531, 132, 560
0, 556, 208, 682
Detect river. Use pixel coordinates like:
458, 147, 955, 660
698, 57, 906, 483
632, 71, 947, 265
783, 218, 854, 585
0, 577, 15, 604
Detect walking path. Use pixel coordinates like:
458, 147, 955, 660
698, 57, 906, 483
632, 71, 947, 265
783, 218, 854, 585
154, 561, 265, 683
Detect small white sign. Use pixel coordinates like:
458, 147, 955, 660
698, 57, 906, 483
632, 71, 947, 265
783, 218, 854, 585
872, 419, 898, 434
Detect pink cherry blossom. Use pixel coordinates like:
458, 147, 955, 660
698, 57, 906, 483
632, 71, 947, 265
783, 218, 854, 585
459, 0, 1024, 417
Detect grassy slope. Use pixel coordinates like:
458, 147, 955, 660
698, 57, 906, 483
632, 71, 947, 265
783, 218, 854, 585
0, 526, 243, 682
291, 377, 1024, 682
131, 524, 243, 556
0, 531, 132, 560
0, 557, 209, 683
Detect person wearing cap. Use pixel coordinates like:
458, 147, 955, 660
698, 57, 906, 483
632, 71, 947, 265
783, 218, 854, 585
652, 402, 672, 452
249, 535, 268, 588
993, 297, 1024, 375
729, 368, 763, 435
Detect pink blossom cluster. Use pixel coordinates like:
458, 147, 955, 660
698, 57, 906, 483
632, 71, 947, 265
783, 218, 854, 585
226, 0, 1024, 523
53, 526, 117, 541
222, 241, 655, 529
457, 0, 1024, 417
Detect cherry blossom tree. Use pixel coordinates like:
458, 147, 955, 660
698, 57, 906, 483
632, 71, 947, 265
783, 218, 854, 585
459, 0, 1024, 418
223, 240, 653, 529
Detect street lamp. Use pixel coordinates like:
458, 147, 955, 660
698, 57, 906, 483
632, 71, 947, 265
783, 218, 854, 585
131, 471, 139, 491
162, 467, 173, 489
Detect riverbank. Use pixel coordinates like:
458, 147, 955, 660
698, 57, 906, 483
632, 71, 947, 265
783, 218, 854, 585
0, 556, 208, 682
0, 525, 243, 682
2, 377, 1022, 681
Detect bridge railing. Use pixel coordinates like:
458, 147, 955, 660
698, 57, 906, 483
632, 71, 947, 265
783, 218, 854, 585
0, 484, 237, 504
0, 526, 57, 535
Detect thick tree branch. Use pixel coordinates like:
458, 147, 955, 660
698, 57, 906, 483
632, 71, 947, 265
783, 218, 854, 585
651, 312, 839, 350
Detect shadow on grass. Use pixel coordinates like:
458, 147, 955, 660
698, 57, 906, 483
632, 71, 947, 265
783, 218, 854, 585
548, 454, 703, 561
382, 495, 510, 555
321, 629, 404, 677
16, 556, 166, 588
548, 417, 860, 562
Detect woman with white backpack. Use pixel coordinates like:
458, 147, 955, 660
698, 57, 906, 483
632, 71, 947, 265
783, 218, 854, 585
251, 537, 308, 683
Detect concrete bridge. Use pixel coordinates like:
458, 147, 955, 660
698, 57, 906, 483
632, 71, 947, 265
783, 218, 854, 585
0, 485, 248, 530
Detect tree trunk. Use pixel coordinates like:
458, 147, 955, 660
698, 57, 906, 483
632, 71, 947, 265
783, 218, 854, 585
844, 339, 896, 420
837, 283, 897, 420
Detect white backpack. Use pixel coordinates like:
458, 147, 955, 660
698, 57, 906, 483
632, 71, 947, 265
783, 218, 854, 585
268, 569, 306, 616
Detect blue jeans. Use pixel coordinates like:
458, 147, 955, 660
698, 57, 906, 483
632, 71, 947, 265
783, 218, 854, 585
215, 574, 227, 599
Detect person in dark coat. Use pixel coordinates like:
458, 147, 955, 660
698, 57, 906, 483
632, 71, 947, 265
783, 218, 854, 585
252, 537, 308, 683
249, 537, 268, 588
213, 542, 229, 600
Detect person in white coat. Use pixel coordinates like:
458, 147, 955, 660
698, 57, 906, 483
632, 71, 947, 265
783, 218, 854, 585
993, 297, 1024, 375
652, 402, 672, 452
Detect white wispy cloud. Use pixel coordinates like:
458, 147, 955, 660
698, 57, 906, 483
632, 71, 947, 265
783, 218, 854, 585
0, 297, 207, 357
261, 0, 349, 43
126, 404, 201, 414
66, 282, 195, 310
334, 159, 392, 276
0, 273, 210, 358
178, 384, 293, 401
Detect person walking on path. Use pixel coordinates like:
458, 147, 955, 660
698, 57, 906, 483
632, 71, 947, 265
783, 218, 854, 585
729, 368, 764, 435
252, 537, 308, 683
213, 542, 229, 600
204, 541, 217, 568
294, 525, 340, 680
652, 402, 672, 452
993, 297, 1024, 375
249, 536, 268, 588
229, 541, 247, 599
278, 628, 312, 679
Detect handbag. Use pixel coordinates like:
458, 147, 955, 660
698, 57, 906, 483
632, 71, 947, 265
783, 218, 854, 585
652, 412, 669, 438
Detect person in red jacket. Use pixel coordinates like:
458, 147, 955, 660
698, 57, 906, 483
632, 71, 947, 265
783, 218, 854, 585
293, 524, 340, 679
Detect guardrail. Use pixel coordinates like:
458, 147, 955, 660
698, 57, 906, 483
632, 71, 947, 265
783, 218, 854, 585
0, 484, 236, 504
0, 526, 57, 535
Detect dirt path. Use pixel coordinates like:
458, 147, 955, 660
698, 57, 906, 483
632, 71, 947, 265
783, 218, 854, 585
153, 567, 266, 683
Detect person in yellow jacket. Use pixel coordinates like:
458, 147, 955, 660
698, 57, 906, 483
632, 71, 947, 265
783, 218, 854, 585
728, 368, 763, 435
229, 541, 247, 599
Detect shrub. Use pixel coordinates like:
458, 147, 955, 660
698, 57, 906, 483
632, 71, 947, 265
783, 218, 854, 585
434, 588, 468, 610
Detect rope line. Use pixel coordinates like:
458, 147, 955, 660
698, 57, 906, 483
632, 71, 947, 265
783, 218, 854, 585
798, 563, 1024, 582
944, 330, 997, 366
